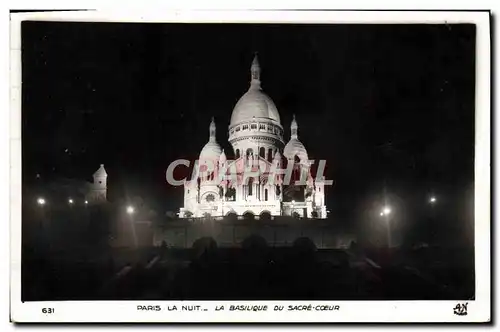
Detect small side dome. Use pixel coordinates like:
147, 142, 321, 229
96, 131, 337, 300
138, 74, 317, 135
284, 139, 308, 162
200, 142, 222, 160
200, 117, 222, 160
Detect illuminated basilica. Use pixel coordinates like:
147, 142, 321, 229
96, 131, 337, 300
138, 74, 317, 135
179, 55, 327, 220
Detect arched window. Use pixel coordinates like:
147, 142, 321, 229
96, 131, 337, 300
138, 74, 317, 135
248, 177, 254, 196
235, 149, 240, 159
260, 211, 271, 220
264, 189, 268, 201
259, 147, 265, 158
267, 148, 273, 162
294, 155, 300, 164
246, 148, 253, 157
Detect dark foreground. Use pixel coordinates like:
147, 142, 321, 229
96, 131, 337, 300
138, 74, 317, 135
22, 241, 474, 301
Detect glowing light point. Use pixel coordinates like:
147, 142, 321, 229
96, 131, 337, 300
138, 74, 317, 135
84, 200, 88, 205
430, 197, 436, 203
68, 198, 74, 204
382, 207, 391, 215
37, 198, 46, 206
126, 206, 135, 214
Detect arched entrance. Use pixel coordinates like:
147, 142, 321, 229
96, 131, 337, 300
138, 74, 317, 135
226, 211, 238, 221
260, 211, 272, 221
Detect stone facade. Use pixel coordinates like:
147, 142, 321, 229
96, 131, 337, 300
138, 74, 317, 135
154, 218, 354, 249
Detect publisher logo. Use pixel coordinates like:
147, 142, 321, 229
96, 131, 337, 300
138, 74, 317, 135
453, 303, 468, 316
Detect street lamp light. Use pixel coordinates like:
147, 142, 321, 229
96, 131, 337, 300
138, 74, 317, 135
380, 205, 392, 248
429, 196, 436, 204
84, 200, 88, 205
126, 205, 137, 248
37, 197, 45, 206
68, 198, 74, 204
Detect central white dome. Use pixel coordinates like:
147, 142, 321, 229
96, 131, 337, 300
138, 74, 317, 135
230, 88, 281, 126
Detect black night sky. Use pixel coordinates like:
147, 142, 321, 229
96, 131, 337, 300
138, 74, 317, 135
22, 22, 475, 223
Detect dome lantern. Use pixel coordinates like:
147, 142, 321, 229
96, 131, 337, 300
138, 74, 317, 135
209, 116, 216, 142
291, 114, 298, 139
250, 52, 261, 88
